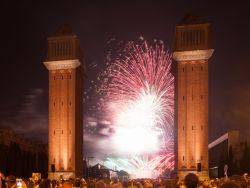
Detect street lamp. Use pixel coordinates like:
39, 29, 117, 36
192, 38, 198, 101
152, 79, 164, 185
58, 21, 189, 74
87, 156, 94, 178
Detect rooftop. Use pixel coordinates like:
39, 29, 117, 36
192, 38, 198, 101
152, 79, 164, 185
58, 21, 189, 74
178, 13, 207, 26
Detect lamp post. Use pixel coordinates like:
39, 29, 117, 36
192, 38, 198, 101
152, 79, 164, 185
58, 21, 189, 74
87, 156, 94, 179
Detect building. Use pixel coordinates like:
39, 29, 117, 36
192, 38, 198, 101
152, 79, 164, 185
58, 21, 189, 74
173, 14, 214, 179
209, 130, 250, 177
0, 128, 47, 178
88, 163, 111, 179
88, 163, 129, 180
43, 27, 85, 179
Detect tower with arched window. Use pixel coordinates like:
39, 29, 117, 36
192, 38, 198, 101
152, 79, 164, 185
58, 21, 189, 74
44, 28, 85, 179
173, 15, 214, 178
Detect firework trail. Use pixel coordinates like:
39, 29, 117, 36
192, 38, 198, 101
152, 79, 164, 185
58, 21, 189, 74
98, 39, 174, 177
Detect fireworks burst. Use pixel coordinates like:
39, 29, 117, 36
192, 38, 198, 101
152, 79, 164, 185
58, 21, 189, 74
98, 39, 174, 178
105, 154, 175, 179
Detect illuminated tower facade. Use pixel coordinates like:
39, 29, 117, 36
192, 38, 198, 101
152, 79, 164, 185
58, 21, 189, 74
44, 28, 84, 179
173, 15, 214, 178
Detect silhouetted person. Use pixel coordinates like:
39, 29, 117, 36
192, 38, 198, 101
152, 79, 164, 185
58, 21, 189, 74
184, 173, 199, 188
0, 171, 6, 188
62, 181, 73, 188
220, 182, 240, 188
5, 175, 15, 188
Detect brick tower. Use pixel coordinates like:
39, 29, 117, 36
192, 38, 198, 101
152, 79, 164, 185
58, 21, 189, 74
173, 15, 214, 179
44, 27, 85, 179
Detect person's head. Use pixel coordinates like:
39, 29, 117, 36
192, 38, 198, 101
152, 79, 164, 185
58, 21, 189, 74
220, 181, 240, 188
184, 173, 199, 188
0, 171, 6, 180
6, 175, 16, 188
51, 180, 57, 188
74, 179, 81, 187
62, 181, 73, 188
95, 180, 106, 188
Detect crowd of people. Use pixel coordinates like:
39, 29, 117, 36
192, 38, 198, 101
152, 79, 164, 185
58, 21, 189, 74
0, 171, 250, 188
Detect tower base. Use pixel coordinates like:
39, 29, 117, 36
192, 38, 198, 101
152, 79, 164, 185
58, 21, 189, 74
48, 171, 75, 180
178, 169, 208, 180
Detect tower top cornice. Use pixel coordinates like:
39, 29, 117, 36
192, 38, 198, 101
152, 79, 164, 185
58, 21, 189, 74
173, 49, 214, 62
43, 59, 80, 70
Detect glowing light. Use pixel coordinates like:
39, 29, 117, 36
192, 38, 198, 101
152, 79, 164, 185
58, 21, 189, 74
113, 127, 161, 154
115, 90, 162, 128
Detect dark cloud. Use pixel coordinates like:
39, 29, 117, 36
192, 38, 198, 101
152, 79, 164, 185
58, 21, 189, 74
0, 88, 47, 142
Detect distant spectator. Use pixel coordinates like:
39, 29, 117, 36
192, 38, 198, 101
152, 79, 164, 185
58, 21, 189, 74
74, 178, 80, 188
10, 179, 27, 188
40, 179, 51, 188
79, 178, 87, 188
51, 180, 57, 188
220, 181, 240, 188
0, 172, 6, 188
5, 176, 15, 188
87, 180, 95, 188
95, 180, 106, 188
25, 180, 33, 188
62, 181, 73, 188
184, 173, 199, 188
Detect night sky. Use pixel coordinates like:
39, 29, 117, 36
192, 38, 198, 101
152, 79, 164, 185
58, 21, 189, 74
1, 1, 250, 159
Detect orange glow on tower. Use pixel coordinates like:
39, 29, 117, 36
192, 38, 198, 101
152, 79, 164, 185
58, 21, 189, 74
44, 28, 85, 179
173, 15, 214, 178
